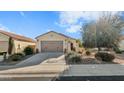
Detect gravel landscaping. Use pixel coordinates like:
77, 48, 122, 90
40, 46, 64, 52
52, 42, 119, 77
80, 57, 117, 64
66, 55, 117, 65
65, 51, 124, 65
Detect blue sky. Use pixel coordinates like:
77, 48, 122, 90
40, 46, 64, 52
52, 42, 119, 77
0, 11, 81, 39
0, 11, 123, 39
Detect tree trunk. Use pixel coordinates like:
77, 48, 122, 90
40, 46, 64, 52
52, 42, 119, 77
98, 47, 101, 51
3, 52, 7, 61
8, 37, 13, 55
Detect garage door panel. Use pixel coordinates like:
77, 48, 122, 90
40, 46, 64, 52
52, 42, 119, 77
0, 41, 8, 52
41, 41, 63, 52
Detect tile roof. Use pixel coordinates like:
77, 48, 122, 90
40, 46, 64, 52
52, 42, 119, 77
35, 31, 77, 40
0, 30, 36, 43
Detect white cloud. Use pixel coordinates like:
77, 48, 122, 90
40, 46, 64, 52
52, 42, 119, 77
58, 11, 119, 33
0, 24, 10, 31
59, 11, 84, 25
19, 11, 25, 17
0, 23, 25, 36
46, 29, 54, 32
66, 24, 81, 33
59, 11, 118, 25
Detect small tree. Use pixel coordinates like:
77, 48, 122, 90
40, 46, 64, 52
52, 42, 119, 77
23, 46, 33, 55
81, 12, 124, 51
81, 23, 96, 48
76, 39, 83, 47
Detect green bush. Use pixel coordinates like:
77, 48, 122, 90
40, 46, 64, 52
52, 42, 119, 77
24, 46, 33, 55
0, 52, 7, 55
95, 52, 115, 62
15, 53, 24, 57
69, 55, 82, 64
9, 53, 24, 61
85, 50, 91, 56
116, 50, 122, 54
113, 46, 122, 54
0, 52, 3, 55
65, 52, 82, 64
121, 50, 124, 52
65, 52, 75, 60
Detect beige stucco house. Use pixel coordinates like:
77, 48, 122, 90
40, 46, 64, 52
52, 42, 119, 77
0, 30, 36, 55
35, 31, 80, 53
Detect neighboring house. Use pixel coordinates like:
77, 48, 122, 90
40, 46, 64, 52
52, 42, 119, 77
35, 31, 80, 53
0, 30, 36, 55
119, 36, 124, 51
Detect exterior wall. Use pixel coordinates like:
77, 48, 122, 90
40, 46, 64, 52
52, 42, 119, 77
0, 33, 9, 52
13, 40, 36, 54
36, 32, 69, 52
69, 39, 79, 52
119, 40, 124, 51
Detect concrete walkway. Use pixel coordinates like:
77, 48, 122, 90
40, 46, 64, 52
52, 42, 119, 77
0, 55, 68, 81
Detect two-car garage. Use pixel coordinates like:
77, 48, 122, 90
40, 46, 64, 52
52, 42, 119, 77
41, 41, 63, 52
36, 31, 78, 53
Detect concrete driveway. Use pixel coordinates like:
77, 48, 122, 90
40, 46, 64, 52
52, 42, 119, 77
16, 52, 63, 67
0, 56, 3, 62
0, 52, 63, 70
0, 54, 68, 81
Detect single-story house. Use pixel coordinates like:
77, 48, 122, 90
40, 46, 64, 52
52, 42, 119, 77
0, 30, 36, 55
119, 36, 124, 51
35, 31, 80, 53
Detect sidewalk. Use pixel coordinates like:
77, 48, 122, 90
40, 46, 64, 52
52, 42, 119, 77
62, 64, 124, 77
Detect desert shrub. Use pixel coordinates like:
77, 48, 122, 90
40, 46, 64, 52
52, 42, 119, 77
95, 52, 115, 62
24, 46, 33, 55
65, 52, 75, 60
116, 50, 122, 54
121, 50, 124, 52
113, 45, 122, 54
65, 52, 82, 64
115, 48, 122, 54
78, 51, 83, 54
72, 47, 76, 52
9, 53, 24, 61
85, 50, 91, 56
69, 55, 82, 64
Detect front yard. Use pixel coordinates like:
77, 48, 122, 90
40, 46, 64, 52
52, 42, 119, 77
0, 46, 35, 66
65, 51, 124, 65
0, 54, 34, 66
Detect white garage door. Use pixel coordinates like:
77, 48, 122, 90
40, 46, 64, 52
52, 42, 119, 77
41, 41, 63, 52
0, 41, 8, 52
